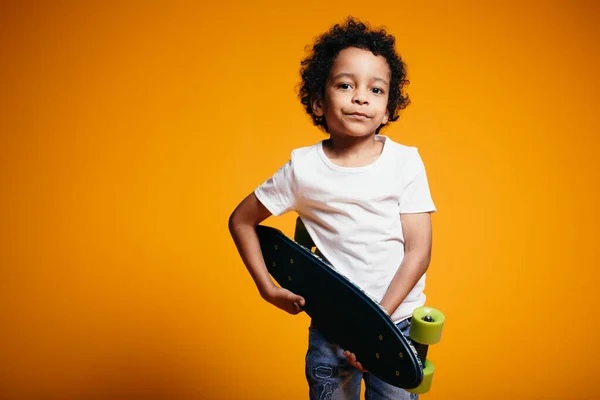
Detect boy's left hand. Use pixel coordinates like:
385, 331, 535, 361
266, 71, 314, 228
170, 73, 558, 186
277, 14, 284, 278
341, 304, 389, 372
342, 350, 368, 373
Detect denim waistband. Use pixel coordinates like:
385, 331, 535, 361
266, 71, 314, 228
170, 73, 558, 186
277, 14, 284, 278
395, 317, 412, 331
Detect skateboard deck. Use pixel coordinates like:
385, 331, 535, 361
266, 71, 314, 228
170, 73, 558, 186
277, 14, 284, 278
256, 224, 424, 389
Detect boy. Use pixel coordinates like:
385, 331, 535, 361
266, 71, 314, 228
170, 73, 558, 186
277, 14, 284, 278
229, 17, 436, 400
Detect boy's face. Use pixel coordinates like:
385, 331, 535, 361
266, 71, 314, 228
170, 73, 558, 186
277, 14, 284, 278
312, 47, 391, 138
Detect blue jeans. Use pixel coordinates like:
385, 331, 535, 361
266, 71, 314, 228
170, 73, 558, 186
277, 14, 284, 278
305, 319, 418, 400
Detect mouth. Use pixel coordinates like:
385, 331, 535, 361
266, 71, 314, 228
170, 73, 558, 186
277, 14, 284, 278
346, 112, 371, 119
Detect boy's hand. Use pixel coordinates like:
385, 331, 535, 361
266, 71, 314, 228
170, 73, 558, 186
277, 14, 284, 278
262, 286, 305, 315
342, 350, 368, 373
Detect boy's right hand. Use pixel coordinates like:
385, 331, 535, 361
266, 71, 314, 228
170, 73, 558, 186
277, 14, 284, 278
229, 192, 305, 315
261, 286, 305, 315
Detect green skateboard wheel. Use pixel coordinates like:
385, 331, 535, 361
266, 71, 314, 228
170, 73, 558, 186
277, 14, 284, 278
406, 359, 434, 394
409, 306, 445, 345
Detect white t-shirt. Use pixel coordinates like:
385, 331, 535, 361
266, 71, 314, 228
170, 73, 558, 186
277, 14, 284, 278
254, 135, 436, 322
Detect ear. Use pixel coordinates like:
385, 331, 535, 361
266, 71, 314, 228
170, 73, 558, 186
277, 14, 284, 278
381, 108, 389, 125
311, 97, 324, 116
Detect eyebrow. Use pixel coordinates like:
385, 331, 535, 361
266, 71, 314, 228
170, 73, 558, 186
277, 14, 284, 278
331, 72, 389, 86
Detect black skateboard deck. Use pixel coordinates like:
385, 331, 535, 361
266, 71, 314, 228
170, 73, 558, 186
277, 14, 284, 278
256, 224, 424, 389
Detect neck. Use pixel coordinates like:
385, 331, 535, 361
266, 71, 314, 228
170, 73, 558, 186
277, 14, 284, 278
327, 134, 379, 156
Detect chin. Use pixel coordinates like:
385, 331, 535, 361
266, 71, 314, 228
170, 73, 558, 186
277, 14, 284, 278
328, 124, 373, 137
342, 128, 378, 137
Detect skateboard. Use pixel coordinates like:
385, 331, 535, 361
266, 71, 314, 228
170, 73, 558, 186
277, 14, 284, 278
256, 218, 445, 394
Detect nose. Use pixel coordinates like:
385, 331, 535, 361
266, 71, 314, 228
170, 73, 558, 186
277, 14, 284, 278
352, 88, 369, 105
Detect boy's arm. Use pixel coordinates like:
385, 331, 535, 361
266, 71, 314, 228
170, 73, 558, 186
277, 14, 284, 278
344, 212, 432, 372
379, 212, 433, 315
228, 192, 305, 314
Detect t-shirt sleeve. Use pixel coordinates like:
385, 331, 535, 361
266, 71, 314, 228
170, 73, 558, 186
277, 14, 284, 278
254, 157, 296, 216
399, 148, 437, 214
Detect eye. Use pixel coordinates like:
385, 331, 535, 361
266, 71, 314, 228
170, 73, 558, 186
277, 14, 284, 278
371, 87, 385, 94
338, 83, 352, 90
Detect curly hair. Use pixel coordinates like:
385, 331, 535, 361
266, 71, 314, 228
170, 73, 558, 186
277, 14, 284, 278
299, 17, 410, 134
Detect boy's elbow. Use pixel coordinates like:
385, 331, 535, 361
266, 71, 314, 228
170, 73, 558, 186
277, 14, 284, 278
422, 254, 431, 272
228, 193, 272, 236
228, 209, 242, 235
421, 249, 432, 272
229, 193, 272, 230
228, 205, 255, 235
406, 244, 431, 272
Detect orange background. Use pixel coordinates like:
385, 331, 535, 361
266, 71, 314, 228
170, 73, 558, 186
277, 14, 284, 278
1, 1, 599, 399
